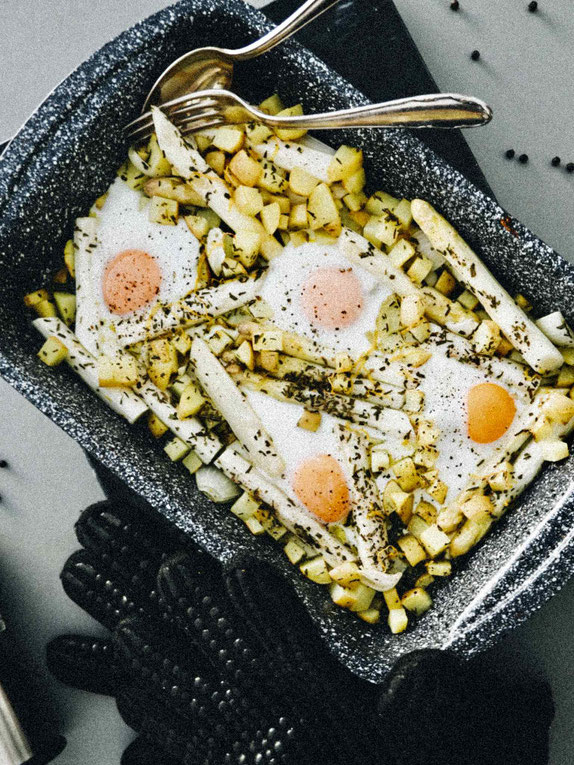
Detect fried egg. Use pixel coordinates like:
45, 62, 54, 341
244, 389, 353, 524
76, 177, 200, 355
258, 241, 390, 358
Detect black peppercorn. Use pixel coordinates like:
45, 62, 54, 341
551, 156, 561, 167
505, 149, 516, 159
470, 50, 480, 61
528, 1, 538, 11
566, 163, 574, 174
0, 460, 7, 468
518, 154, 529, 164
450, 1, 460, 9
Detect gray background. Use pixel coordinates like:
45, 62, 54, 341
0, 0, 573, 762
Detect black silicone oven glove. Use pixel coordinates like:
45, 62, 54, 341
47, 499, 554, 765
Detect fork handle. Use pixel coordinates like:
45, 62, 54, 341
261, 93, 493, 129
230, 0, 342, 61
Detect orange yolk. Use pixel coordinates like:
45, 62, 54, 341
103, 249, 162, 315
292, 454, 350, 523
301, 266, 363, 329
467, 382, 516, 443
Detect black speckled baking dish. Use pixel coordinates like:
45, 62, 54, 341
1, 0, 574, 683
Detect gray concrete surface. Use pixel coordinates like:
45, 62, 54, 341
0, 1, 573, 763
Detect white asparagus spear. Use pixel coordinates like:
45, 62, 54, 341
336, 424, 402, 591
152, 107, 263, 235
73, 216, 100, 356
231, 368, 412, 439
190, 337, 285, 477
135, 378, 221, 463
251, 136, 332, 183
535, 311, 574, 349
216, 443, 356, 567
115, 272, 265, 346
33, 318, 148, 424
411, 199, 564, 373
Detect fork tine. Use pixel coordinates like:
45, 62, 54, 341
125, 101, 221, 143
126, 108, 221, 143
180, 118, 225, 137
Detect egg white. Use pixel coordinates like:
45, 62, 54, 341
258, 241, 391, 358
76, 177, 200, 355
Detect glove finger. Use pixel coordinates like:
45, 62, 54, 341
46, 634, 122, 695
61, 549, 148, 631
157, 552, 271, 690
121, 736, 183, 765
114, 615, 281, 740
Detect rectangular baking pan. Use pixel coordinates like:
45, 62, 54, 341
1, 0, 574, 682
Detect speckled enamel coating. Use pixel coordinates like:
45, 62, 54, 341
1, 0, 574, 682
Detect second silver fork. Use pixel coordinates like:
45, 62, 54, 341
126, 89, 493, 143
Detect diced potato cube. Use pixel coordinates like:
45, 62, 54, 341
496, 338, 512, 360
235, 340, 254, 370
557, 365, 574, 388
417, 420, 440, 447
54, 269, 68, 284
349, 582, 376, 612
376, 295, 401, 337
393, 199, 413, 229
461, 493, 493, 521
327, 145, 363, 183
267, 522, 288, 541
33, 299, 58, 318
278, 214, 289, 230
401, 587, 432, 615
184, 214, 209, 239
286, 203, 307, 231
284, 538, 306, 565
260, 93, 285, 115
350, 209, 370, 227
426, 560, 452, 577
416, 573, 435, 589
366, 190, 399, 216
330, 582, 359, 609
164, 437, 190, 462
397, 534, 427, 566
343, 192, 367, 212
541, 439, 569, 462
406, 320, 431, 344
434, 269, 457, 296
472, 320, 501, 356
300, 556, 331, 584
297, 409, 322, 432
204, 150, 226, 176
329, 561, 361, 585
562, 348, 574, 365
273, 104, 307, 140
98, 354, 138, 387
307, 183, 340, 231
413, 447, 438, 470
38, 336, 67, 367
383, 588, 401, 610
182, 451, 202, 475
261, 202, 281, 235
530, 415, 553, 441
400, 294, 426, 328
289, 166, 319, 197
415, 500, 437, 524
426, 477, 448, 504
437, 501, 464, 533
207, 328, 233, 356
64, 239, 75, 277
53, 292, 76, 326
419, 525, 450, 557
212, 126, 244, 153
363, 215, 400, 248
147, 412, 168, 438
342, 167, 366, 194
542, 391, 574, 425
392, 457, 420, 491
177, 381, 206, 419
252, 329, 283, 351
515, 293, 532, 311
228, 150, 261, 186
450, 516, 492, 558
235, 185, 264, 217
488, 461, 514, 492
358, 608, 381, 624
243, 516, 265, 535
147, 337, 178, 390
407, 514, 430, 540
388, 606, 408, 634
258, 160, 287, 194
457, 289, 479, 310
371, 448, 390, 474
407, 256, 434, 284
260, 235, 284, 260
388, 238, 416, 269
404, 389, 425, 413
233, 230, 261, 268
259, 350, 279, 373
231, 492, 260, 520
149, 196, 178, 225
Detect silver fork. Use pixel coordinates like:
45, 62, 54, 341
126, 89, 492, 143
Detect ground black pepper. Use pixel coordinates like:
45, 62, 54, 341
470, 50, 481, 61
505, 149, 516, 159
551, 156, 561, 167
518, 153, 529, 164
528, 1, 538, 11
566, 163, 574, 174
450, 0, 460, 9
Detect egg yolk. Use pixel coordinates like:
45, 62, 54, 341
467, 382, 516, 443
301, 266, 363, 329
103, 249, 162, 315
292, 454, 350, 523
